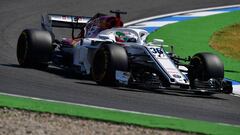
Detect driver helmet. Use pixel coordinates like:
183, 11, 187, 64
115, 31, 137, 42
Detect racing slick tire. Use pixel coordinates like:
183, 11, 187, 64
188, 52, 224, 89
17, 29, 53, 69
92, 43, 128, 85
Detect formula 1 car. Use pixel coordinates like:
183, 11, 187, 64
16, 10, 232, 94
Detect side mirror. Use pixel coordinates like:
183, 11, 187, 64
153, 39, 164, 45
149, 39, 168, 47
98, 34, 115, 42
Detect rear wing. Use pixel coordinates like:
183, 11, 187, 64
41, 14, 91, 32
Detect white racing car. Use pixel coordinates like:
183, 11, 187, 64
16, 10, 232, 94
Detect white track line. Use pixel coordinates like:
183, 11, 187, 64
0, 92, 179, 119
124, 4, 240, 26
129, 21, 177, 27
176, 11, 228, 17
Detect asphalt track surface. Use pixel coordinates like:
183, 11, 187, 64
1, 0, 240, 125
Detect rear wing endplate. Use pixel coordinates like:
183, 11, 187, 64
41, 14, 91, 32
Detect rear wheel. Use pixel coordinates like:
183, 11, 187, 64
17, 29, 53, 69
92, 43, 128, 85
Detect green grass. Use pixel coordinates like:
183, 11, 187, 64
0, 93, 240, 135
147, 11, 240, 82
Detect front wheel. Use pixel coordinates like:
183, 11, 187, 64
188, 52, 224, 88
92, 43, 128, 85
